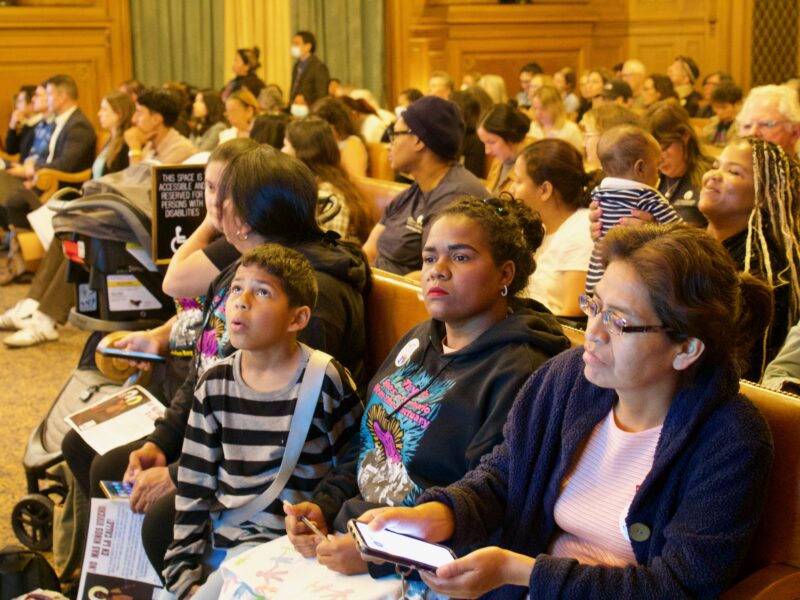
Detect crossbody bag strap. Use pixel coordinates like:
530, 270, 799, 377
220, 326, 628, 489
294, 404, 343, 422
218, 350, 333, 526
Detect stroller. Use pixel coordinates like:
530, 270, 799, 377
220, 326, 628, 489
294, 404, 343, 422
11, 165, 174, 551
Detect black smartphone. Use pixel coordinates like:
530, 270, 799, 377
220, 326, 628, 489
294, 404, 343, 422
99, 480, 134, 500
98, 347, 165, 363
348, 519, 456, 572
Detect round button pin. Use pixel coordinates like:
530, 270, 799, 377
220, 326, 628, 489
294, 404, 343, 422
629, 523, 651, 542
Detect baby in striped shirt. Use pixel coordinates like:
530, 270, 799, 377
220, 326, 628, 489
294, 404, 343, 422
162, 244, 362, 600
585, 125, 681, 294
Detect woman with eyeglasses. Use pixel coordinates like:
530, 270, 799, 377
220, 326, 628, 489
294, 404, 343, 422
360, 223, 774, 600
284, 196, 569, 593
644, 99, 713, 227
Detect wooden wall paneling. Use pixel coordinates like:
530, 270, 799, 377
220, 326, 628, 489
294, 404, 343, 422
386, 0, 610, 104
0, 0, 132, 147
386, 0, 756, 111
444, 30, 595, 101
713, 0, 753, 89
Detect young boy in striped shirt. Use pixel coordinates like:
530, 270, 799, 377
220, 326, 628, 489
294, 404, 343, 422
161, 244, 362, 600
585, 125, 681, 294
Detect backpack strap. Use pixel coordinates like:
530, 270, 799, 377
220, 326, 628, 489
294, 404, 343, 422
218, 350, 333, 527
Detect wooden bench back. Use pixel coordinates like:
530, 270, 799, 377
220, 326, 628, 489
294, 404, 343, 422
365, 268, 428, 377
353, 176, 409, 224
366, 142, 394, 181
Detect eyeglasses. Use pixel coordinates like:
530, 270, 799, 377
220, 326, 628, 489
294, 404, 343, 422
579, 294, 672, 336
388, 127, 414, 141
740, 120, 789, 134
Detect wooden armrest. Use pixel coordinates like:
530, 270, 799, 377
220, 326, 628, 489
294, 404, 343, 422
0, 151, 20, 163
721, 563, 800, 599
34, 167, 91, 201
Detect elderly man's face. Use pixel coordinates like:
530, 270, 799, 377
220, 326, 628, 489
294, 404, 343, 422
738, 96, 800, 154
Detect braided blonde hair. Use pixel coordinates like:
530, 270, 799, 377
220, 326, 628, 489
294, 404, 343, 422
744, 137, 800, 351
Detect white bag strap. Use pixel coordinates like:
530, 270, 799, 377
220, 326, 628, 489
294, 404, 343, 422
218, 350, 333, 526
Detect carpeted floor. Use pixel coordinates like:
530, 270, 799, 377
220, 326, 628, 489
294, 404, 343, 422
0, 281, 86, 550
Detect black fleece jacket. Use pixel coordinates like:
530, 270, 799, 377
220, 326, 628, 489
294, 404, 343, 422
312, 299, 570, 532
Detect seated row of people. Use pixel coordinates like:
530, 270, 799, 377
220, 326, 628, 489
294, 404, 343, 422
2, 80, 783, 596
6, 84, 800, 394
60, 146, 776, 596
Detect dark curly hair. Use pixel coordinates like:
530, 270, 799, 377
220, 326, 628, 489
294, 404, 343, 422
435, 194, 544, 298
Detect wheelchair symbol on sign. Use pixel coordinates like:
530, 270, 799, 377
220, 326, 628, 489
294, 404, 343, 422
170, 226, 187, 253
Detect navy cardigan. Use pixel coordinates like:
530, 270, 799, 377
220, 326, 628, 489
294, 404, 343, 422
421, 347, 774, 600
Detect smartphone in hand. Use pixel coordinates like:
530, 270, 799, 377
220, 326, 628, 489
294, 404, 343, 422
98, 347, 165, 363
348, 519, 456, 571
99, 480, 134, 500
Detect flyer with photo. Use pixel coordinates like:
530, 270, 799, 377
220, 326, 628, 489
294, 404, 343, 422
77, 499, 163, 600
65, 385, 165, 455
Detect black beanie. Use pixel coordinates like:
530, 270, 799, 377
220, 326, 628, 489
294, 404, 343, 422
401, 96, 465, 161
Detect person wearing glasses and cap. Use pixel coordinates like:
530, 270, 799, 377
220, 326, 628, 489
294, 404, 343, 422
361, 223, 774, 600
362, 95, 488, 277
666, 55, 702, 117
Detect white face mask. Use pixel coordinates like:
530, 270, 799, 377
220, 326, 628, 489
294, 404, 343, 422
394, 106, 406, 118
290, 103, 310, 118
290, 46, 302, 59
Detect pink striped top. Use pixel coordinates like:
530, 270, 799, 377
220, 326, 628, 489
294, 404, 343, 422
549, 408, 662, 566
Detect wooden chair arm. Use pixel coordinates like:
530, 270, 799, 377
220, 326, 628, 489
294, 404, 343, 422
0, 151, 20, 163
721, 563, 800, 599
34, 167, 91, 201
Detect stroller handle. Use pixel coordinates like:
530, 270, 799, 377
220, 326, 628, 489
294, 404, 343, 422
53, 193, 153, 251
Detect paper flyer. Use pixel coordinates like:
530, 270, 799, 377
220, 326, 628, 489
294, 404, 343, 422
220, 535, 401, 600
76, 499, 163, 600
65, 385, 165, 455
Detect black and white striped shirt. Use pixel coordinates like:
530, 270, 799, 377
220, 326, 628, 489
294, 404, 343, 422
586, 179, 681, 294
162, 343, 362, 598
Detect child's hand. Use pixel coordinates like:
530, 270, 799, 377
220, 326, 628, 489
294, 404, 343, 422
316, 533, 368, 575
284, 501, 327, 557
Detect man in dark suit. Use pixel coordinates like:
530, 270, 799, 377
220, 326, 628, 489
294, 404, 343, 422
0, 74, 96, 230
289, 31, 330, 112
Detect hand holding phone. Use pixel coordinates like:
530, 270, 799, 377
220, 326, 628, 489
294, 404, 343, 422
98, 347, 166, 363
300, 515, 326, 538
99, 480, 134, 500
348, 519, 456, 572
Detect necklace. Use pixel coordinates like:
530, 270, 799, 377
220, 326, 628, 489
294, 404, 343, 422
662, 174, 684, 200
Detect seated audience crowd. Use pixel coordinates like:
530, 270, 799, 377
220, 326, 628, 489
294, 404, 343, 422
2, 41, 799, 600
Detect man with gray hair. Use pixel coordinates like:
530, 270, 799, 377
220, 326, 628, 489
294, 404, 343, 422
737, 84, 800, 157
621, 59, 647, 109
